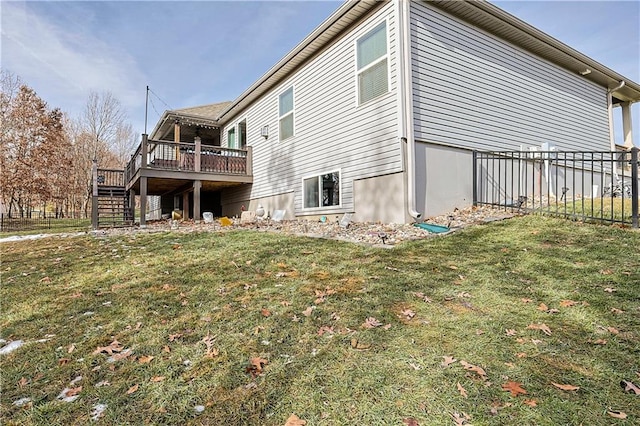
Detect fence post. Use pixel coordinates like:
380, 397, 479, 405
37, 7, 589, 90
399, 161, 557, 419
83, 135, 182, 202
631, 147, 639, 228
91, 159, 99, 230
472, 150, 478, 206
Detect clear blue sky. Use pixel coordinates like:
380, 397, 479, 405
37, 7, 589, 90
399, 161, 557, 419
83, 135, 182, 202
2, 0, 638, 146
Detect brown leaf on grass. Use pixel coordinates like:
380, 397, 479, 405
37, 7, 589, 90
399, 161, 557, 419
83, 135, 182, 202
523, 399, 537, 407
317, 326, 334, 336
280, 300, 291, 307
592, 339, 607, 345
350, 338, 371, 350
65, 386, 82, 397
537, 303, 548, 311
457, 382, 468, 398
163, 345, 171, 353
521, 298, 533, 303
40, 276, 51, 283
284, 414, 307, 426
414, 292, 433, 303
611, 308, 624, 314
111, 349, 133, 361
362, 317, 383, 328
607, 326, 620, 335
138, 355, 154, 364
67, 344, 76, 354
620, 380, 640, 395
441, 356, 457, 368
261, 308, 272, 317
516, 352, 527, 358
400, 309, 416, 320
551, 382, 579, 391
604, 287, 616, 293
600, 269, 613, 275
560, 300, 578, 307
93, 339, 123, 355
608, 411, 627, 419
126, 384, 139, 394
403, 417, 419, 426
451, 412, 471, 425
58, 358, 71, 366
460, 360, 487, 378
150, 376, 165, 382
527, 323, 552, 336
168, 333, 183, 342
18, 377, 29, 388
202, 334, 219, 358
302, 306, 314, 317
502, 381, 527, 397
246, 357, 269, 378
505, 329, 517, 336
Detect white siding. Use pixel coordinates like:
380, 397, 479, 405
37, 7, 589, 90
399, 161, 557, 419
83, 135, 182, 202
222, 2, 401, 215
410, 2, 610, 152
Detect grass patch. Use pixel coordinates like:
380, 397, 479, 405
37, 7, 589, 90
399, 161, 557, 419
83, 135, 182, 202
535, 197, 636, 225
1, 216, 639, 425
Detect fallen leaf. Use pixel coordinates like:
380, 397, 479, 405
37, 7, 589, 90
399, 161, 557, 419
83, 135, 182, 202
600, 269, 613, 275
521, 298, 533, 303
608, 410, 627, 419
18, 377, 28, 388
620, 380, 640, 395
350, 338, 371, 350
65, 386, 82, 397
403, 417, 419, 426
246, 357, 269, 377
604, 287, 616, 293
280, 300, 291, 307
67, 344, 76, 354
168, 333, 183, 342
505, 329, 517, 336
110, 348, 133, 361
551, 382, 579, 391
163, 345, 171, 353
611, 308, 624, 314
302, 306, 314, 317
607, 326, 620, 335
317, 326, 334, 336
284, 413, 307, 426
592, 339, 607, 345
460, 360, 486, 378
537, 303, 548, 311
261, 308, 271, 317
451, 412, 471, 425
560, 300, 578, 307
523, 399, 537, 407
516, 352, 527, 358
457, 382, 468, 398
58, 358, 71, 366
126, 384, 139, 394
502, 381, 527, 397
527, 323, 552, 336
40, 276, 51, 283
150, 376, 165, 382
93, 339, 123, 355
400, 309, 416, 319
362, 317, 383, 328
441, 355, 457, 368
138, 355, 154, 364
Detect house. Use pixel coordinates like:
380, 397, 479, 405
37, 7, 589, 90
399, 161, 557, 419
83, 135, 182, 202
124, 0, 640, 226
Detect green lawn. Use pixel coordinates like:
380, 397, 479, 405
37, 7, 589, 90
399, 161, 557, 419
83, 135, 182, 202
1, 216, 638, 425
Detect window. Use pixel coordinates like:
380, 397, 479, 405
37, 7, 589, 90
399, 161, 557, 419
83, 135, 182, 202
279, 87, 294, 141
303, 171, 340, 209
357, 22, 388, 104
238, 120, 247, 149
227, 127, 236, 149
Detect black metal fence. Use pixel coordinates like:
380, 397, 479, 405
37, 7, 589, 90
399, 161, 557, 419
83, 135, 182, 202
473, 148, 639, 228
0, 213, 90, 233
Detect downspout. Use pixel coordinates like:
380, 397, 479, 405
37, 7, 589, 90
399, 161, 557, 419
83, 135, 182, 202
397, 0, 422, 220
607, 80, 625, 151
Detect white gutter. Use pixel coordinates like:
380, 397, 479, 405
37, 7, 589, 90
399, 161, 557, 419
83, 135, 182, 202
607, 81, 625, 150
398, 0, 422, 220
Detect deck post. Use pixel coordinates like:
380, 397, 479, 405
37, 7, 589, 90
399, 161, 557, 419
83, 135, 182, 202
194, 136, 201, 172
140, 176, 147, 228
193, 180, 201, 222
141, 134, 148, 168
128, 188, 136, 223
91, 159, 99, 229
246, 146, 253, 176
183, 192, 190, 220
631, 147, 638, 228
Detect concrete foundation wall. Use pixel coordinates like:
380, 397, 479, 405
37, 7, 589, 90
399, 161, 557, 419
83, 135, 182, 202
415, 142, 474, 218
353, 172, 406, 223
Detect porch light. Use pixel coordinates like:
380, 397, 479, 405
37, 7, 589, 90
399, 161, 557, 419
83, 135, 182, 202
261, 125, 269, 139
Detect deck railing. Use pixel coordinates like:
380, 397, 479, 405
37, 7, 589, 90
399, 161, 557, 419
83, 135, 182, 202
124, 136, 251, 185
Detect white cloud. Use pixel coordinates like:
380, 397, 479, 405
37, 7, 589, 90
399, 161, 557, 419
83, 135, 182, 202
1, 2, 145, 119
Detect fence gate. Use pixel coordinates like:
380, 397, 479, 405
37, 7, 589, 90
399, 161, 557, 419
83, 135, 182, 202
473, 148, 639, 228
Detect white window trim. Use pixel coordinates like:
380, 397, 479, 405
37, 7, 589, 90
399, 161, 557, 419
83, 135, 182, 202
278, 85, 295, 142
227, 126, 236, 149
225, 116, 249, 149
354, 18, 391, 107
301, 169, 342, 211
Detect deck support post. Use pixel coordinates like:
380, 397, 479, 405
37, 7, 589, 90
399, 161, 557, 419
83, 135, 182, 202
194, 136, 201, 172
140, 176, 147, 228
128, 188, 136, 223
91, 159, 98, 230
183, 192, 190, 220
193, 180, 201, 222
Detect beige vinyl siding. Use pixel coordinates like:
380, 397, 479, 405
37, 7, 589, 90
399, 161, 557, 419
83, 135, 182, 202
410, 2, 610, 152
222, 2, 401, 214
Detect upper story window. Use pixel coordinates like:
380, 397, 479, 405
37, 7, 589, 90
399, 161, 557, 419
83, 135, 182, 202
357, 22, 388, 104
227, 127, 236, 149
279, 86, 294, 141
